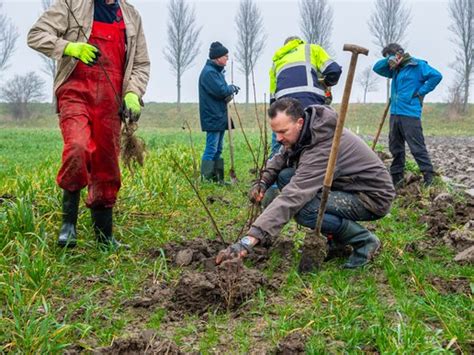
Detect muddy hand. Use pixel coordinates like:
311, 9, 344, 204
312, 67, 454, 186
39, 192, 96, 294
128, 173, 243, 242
216, 243, 248, 265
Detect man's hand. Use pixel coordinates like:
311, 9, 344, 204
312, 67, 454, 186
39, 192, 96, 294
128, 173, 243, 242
230, 84, 240, 95
123, 92, 142, 122
249, 181, 267, 204
388, 55, 401, 70
64, 42, 100, 66
413, 93, 424, 106
215, 236, 258, 265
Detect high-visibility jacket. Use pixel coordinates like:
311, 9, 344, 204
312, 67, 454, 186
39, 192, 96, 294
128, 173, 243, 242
269, 39, 342, 107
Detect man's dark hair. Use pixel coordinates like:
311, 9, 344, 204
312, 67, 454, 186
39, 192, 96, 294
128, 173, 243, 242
382, 43, 404, 57
268, 98, 305, 121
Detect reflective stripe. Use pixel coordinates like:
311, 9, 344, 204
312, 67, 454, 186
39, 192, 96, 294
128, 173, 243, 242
305, 44, 314, 87
274, 44, 325, 99
276, 61, 306, 77
274, 86, 325, 99
320, 59, 335, 72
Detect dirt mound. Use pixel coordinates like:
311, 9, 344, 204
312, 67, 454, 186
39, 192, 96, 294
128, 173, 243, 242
421, 194, 474, 239
429, 277, 472, 296
172, 259, 266, 314
276, 332, 308, 354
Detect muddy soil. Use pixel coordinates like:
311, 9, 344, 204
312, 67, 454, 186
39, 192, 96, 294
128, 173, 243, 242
429, 277, 472, 296
275, 332, 308, 354
172, 258, 267, 314
376, 136, 474, 189
64, 330, 181, 355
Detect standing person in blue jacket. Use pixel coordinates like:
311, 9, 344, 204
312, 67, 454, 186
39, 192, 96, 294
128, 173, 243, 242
198, 42, 240, 183
373, 43, 442, 187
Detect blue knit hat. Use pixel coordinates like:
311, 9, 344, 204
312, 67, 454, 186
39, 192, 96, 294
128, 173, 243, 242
209, 42, 228, 59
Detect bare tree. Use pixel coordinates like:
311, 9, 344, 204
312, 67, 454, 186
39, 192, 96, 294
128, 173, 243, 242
299, 0, 333, 50
448, 0, 473, 115
357, 66, 379, 103
164, 0, 201, 110
235, 0, 266, 104
0, 72, 46, 119
368, 0, 411, 101
0, 0, 19, 73
39, 0, 56, 80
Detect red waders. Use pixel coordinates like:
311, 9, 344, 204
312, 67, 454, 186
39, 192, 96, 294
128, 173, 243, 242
56, 13, 126, 209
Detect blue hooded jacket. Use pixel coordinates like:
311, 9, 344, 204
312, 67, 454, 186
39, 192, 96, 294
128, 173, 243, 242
373, 57, 442, 118
198, 60, 234, 132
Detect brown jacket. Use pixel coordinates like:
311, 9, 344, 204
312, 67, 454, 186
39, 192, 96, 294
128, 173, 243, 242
248, 105, 395, 242
27, 0, 150, 100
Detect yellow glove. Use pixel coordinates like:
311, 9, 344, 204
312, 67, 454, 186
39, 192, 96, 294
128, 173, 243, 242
123, 92, 142, 122
64, 42, 100, 66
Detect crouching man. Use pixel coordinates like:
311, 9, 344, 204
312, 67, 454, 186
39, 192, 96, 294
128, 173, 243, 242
216, 98, 395, 269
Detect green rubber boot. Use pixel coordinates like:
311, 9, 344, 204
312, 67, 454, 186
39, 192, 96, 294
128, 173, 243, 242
201, 160, 216, 182
335, 219, 381, 269
214, 158, 229, 185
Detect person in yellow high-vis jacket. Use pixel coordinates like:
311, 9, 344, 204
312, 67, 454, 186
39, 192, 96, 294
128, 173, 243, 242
264, 36, 342, 207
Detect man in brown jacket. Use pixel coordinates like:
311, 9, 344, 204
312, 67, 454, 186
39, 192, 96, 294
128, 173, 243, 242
217, 98, 395, 269
27, 0, 150, 249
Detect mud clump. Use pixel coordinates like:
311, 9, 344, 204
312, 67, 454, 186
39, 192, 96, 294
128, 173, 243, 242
172, 259, 266, 314
298, 232, 328, 273
276, 332, 308, 354
429, 277, 472, 296
161, 239, 227, 269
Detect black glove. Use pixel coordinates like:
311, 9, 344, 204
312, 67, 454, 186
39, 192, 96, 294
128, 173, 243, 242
249, 180, 267, 204
230, 84, 240, 95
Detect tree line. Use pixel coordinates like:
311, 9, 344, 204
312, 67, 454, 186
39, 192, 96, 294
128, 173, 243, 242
0, 0, 472, 119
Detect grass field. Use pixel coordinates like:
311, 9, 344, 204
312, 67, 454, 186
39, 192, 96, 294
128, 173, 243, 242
0, 103, 473, 353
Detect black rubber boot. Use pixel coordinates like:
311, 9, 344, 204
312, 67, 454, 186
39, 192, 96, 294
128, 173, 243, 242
391, 173, 404, 188
91, 208, 128, 250
214, 158, 229, 185
58, 189, 80, 248
423, 172, 434, 187
201, 160, 216, 182
335, 219, 381, 269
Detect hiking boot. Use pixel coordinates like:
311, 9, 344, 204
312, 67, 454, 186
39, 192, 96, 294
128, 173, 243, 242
201, 160, 217, 182
91, 208, 129, 250
423, 172, 434, 187
335, 219, 381, 269
391, 173, 404, 188
58, 189, 80, 248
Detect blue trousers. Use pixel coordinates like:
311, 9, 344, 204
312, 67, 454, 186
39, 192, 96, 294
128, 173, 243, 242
202, 131, 225, 161
277, 168, 379, 234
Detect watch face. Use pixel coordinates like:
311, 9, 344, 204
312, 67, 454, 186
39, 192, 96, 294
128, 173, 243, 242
240, 236, 253, 247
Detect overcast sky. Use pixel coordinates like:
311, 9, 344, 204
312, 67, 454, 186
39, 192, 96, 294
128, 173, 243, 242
1, 0, 470, 103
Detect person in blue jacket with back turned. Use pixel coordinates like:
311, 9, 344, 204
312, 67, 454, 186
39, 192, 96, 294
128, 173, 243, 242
373, 43, 442, 187
198, 42, 240, 183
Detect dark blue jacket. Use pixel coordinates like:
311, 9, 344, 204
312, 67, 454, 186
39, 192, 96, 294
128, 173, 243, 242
198, 60, 234, 132
373, 57, 442, 118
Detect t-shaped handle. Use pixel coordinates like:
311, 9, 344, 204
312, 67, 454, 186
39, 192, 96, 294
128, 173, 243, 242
343, 44, 369, 56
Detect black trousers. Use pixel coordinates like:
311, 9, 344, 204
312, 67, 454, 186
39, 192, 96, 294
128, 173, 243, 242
389, 115, 433, 175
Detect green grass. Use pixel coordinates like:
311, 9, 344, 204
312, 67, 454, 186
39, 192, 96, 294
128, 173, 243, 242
0, 111, 473, 353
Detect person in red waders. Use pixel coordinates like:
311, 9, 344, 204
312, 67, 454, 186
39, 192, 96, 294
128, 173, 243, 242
27, 0, 150, 249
